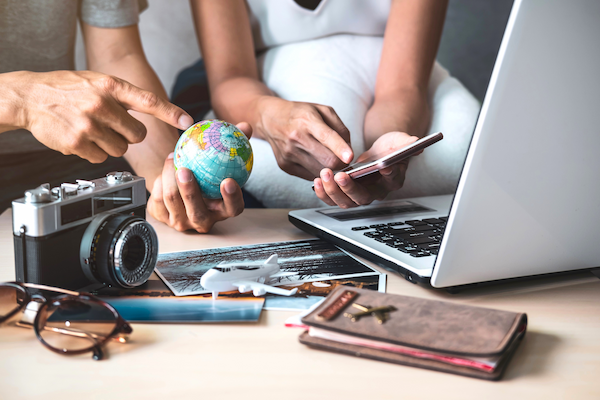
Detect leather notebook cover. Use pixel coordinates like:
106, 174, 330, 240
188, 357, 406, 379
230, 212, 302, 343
299, 287, 527, 380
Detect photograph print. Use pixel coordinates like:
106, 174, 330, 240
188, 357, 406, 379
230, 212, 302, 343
95, 280, 264, 323
155, 239, 382, 296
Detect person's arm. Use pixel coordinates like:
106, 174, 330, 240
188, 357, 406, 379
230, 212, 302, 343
314, 0, 447, 208
82, 23, 245, 233
364, 0, 447, 147
0, 72, 28, 133
0, 69, 191, 160
82, 22, 179, 190
190, 0, 353, 180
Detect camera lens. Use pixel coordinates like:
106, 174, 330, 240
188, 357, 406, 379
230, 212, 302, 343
81, 214, 158, 288
120, 235, 145, 272
111, 218, 158, 287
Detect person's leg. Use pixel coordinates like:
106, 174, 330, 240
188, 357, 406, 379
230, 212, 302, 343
245, 34, 383, 208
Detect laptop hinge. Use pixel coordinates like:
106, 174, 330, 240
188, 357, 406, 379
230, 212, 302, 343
591, 268, 600, 280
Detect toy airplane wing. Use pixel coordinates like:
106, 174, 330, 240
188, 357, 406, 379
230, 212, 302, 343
232, 280, 298, 297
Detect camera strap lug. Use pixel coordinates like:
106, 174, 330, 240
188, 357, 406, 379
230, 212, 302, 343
18, 225, 28, 282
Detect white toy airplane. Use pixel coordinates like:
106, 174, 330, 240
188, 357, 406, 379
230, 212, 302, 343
200, 254, 298, 300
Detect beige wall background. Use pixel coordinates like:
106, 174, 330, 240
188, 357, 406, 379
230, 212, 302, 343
75, 0, 201, 96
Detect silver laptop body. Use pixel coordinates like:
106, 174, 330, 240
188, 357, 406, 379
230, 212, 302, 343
289, 0, 600, 288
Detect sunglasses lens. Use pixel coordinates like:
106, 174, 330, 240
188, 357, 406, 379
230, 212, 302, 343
0, 285, 26, 320
36, 298, 118, 352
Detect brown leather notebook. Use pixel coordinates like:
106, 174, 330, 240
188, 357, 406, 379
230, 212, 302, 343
299, 287, 527, 380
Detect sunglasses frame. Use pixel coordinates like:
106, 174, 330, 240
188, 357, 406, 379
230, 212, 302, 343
0, 281, 132, 360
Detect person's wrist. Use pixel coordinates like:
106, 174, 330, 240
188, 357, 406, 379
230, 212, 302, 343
250, 94, 279, 140
365, 91, 430, 148
0, 71, 33, 132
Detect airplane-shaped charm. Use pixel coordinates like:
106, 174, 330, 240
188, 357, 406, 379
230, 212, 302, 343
200, 254, 298, 300
344, 303, 396, 324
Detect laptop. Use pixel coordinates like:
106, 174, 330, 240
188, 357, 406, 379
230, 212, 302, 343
289, 0, 600, 289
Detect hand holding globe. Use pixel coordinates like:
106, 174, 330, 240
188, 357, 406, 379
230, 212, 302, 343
147, 120, 252, 234
174, 119, 253, 199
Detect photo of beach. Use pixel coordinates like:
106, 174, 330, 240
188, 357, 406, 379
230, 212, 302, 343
95, 280, 264, 323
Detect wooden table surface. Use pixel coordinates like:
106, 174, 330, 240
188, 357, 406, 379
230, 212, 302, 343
0, 208, 599, 399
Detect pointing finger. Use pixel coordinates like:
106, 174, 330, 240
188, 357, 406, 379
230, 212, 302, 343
107, 77, 194, 131
308, 116, 353, 165
313, 104, 351, 144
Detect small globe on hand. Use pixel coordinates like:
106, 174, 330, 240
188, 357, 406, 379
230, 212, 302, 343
173, 119, 253, 199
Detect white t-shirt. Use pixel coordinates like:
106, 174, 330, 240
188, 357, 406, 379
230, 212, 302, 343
247, 0, 392, 51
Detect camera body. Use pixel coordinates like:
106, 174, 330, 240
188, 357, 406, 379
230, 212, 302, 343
12, 172, 158, 291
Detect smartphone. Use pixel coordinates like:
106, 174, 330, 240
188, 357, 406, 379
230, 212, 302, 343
339, 131, 443, 180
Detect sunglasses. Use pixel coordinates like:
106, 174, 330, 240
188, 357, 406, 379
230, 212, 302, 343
0, 282, 132, 360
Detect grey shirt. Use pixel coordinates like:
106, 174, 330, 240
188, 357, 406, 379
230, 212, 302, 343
0, 0, 147, 154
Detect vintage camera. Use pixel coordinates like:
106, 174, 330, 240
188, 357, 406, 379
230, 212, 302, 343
12, 172, 158, 291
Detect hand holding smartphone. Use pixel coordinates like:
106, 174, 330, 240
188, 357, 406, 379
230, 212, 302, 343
340, 131, 443, 180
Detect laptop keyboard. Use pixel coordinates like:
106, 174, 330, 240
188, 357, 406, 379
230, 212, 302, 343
352, 216, 448, 258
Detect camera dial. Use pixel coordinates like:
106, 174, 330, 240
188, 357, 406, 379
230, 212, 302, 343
106, 171, 133, 184
24, 184, 52, 203
80, 213, 158, 288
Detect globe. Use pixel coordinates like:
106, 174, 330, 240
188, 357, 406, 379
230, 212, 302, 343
174, 119, 253, 199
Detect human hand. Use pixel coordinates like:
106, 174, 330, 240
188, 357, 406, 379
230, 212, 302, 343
147, 122, 252, 233
14, 71, 193, 163
313, 131, 419, 208
254, 96, 354, 180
